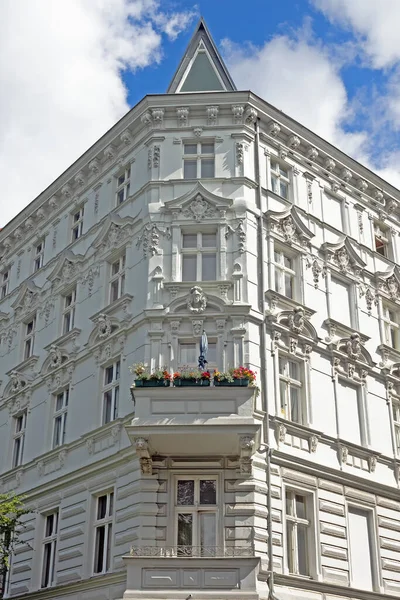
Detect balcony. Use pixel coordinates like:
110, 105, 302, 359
122, 545, 260, 600
126, 386, 261, 473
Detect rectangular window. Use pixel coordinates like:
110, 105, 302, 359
270, 160, 290, 200
23, 316, 36, 359
12, 412, 27, 468
183, 143, 215, 179
179, 341, 217, 366
62, 289, 76, 334
285, 490, 312, 576
327, 195, 343, 231
348, 507, 376, 590
274, 248, 296, 299
116, 166, 131, 205
93, 492, 114, 574
279, 356, 304, 424
337, 381, 363, 445
34, 240, 45, 272
53, 389, 69, 448
175, 477, 218, 556
382, 303, 399, 349
1, 268, 9, 299
330, 277, 352, 327
182, 232, 217, 282
71, 207, 84, 241
109, 255, 125, 303
392, 402, 400, 454
102, 360, 120, 424
41, 511, 58, 588
374, 221, 391, 258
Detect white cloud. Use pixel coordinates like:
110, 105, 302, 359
0, 0, 195, 227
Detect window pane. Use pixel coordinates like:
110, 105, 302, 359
184, 144, 197, 155
297, 524, 308, 575
280, 181, 288, 199
53, 416, 62, 447
286, 521, 295, 572
41, 543, 51, 587
284, 273, 293, 298
295, 495, 306, 519
280, 381, 287, 415
290, 387, 300, 423
279, 165, 288, 177
184, 160, 197, 179
200, 480, 216, 505
111, 261, 120, 276
56, 394, 63, 411
106, 523, 112, 570
177, 514, 193, 547
201, 143, 214, 154
183, 234, 197, 248
288, 361, 298, 380
202, 233, 217, 248
271, 175, 279, 194
105, 366, 113, 385
117, 189, 124, 204
110, 280, 119, 302
103, 391, 112, 424
177, 480, 195, 505
208, 342, 217, 364
97, 496, 107, 519
117, 174, 125, 186
330, 277, 351, 326
180, 343, 197, 365
348, 508, 374, 590
202, 254, 216, 280
182, 255, 197, 281
45, 514, 54, 537
200, 513, 216, 549
201, 158, 214, 178
283, 255, 292, 269
94, 526, 105, 573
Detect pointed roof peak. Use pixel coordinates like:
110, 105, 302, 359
167, 17, 236, 94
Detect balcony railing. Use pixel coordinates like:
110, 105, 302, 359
130, 545, 254, 558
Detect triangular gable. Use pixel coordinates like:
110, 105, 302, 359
11, 281, 41, 312
47, 250, 85, 284
167, 18, 236, 94
92, 212, 141, 251
162, 182, 232, 220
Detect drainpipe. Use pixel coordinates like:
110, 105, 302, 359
254, 119, 278, 600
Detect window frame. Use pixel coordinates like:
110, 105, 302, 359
109, 254, 126, 303
382, 301, 400, 350
41, 511, 59, 588
181, 231, 218, 282
183, 142, 215, 179
374, 221, 392, 259
270, 159, 291, 200
346, 503, 379, 591
93, 491, 114, 575
23, 315, 36, 360
62, 288, 76, 335
273, 246, 298, 300
102, 359, 120, 424
33, 239, 45, 272
52, 388, 69, 448
283, 486, 317, 578
178, 339, 217, 369
392, 399, 400, 455
337, 378, 369, 447
71, 206, 84, 241
278, 355, 305, 424
12, 411, 27, 468
1, 268, 10, 299
116, 166, 131, 205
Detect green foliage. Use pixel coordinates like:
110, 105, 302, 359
0, 493, 31, 590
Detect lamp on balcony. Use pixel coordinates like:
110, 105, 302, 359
198, 329, 208, 370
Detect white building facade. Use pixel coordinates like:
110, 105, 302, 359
1, 18, 400, 600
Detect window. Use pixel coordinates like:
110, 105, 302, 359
330, 277, 352, 327
285, 490, 312, 576
337, 381, 364, 446
93, 492, 114, 574
102, 360, 120, 424
34, 240, 45, 271
382, 303, 399, 349
12, 412, 26, 468
71, 207, 84, 241
109, 255, 125, 303
174, 477, 218, 556
62, 289, 76, 334
183, 143, 215, 179
41, 511, 58, 588
279, 357, 304, 424
23, 316, 36, 359
374, 221, 391, 258
392, 401, 400, 453
53, 389, 69, 448
1, 268, 9, 299
182, 232, 217, 281
327, 195, 343, 231
274, 248, 296, 298
116, 166, 131, 205
179, 341, 217, 366
271, 160, 290, 199
348, 507, 376, 590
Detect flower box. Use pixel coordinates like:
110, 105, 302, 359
174, 378, 210, 387
135, 379, 171, 387
214, 378, 249, 387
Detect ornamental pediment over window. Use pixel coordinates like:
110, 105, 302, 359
321, 236, 365, 277
162, 182, 233, 221
41, 344, 70, 374
268, 305, 318, 358
11, 281, 41, 317
332, 333, 374, 382
47, 250, 85, 287
265, 206, 314, 248
3, 370, 32, 400
87, 313, 127, 364
92, 211, 141, 253
376, 265, 400, 301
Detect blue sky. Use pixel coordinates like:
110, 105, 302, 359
2, 0, 400, 225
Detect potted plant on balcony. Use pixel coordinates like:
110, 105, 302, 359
213, 366, 256, 387
130, 363, 172, 387
173, 367, 211, 387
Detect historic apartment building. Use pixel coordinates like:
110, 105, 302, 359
1, 18, 400, 600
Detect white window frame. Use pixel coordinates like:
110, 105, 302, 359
374, 221, 392, 259
71, 206, 84, 241
52, 388, 69, 448
183, 142, 215, 179
337, 378, 369, 447
93, 491, 114, 575
116, 166, 131, 205
173, 475, 219, 556
41, 511, 59, 588
109, 254, 125, 303
34, 239, 45, 272
270, 159, 291, 200
273, 246, 298, 299
329, 275, 356, 329
181, 231, 218, 282
382, 302, 399, 349
12, 411, 27, 468
23, 315, 36, 360
1, 268, 10, 299
278, 355, 305, 424
62, 288, 76, 334
346, 504, 379, 591
392, 400, 400, 454
178, 339, 217, 369
102, 359, 120, 424
284, 487, 315, 577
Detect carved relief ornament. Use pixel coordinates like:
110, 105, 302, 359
266, 206, 314, 248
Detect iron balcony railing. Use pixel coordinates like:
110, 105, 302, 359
130, 545, 254, 558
